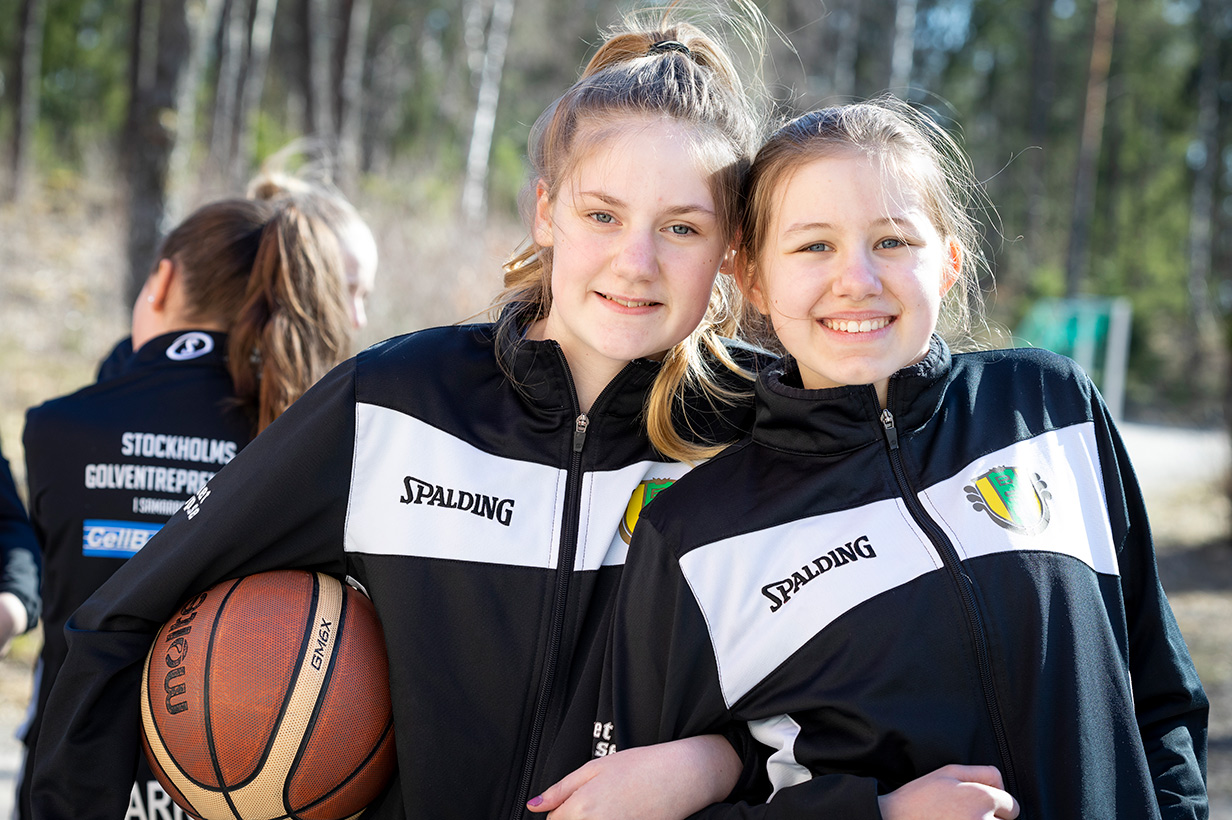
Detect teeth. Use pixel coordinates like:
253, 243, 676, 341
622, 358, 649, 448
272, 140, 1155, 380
823, 317, 892, 334
605, 295, 655, 308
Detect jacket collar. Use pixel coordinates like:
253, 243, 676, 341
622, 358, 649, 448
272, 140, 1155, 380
129, 330, 230, 371
752, 335, 952, 454
494, 305, 661, 420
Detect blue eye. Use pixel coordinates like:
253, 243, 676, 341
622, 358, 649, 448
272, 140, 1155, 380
591, 212, 615, 224
876, 237, 906, 249
669, 224, 695, 236
802, 242, 830, 252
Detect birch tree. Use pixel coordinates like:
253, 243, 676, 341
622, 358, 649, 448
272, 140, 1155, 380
461, 0, 516, 224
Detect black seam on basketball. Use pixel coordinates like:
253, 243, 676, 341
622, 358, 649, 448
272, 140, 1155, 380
284, 580, 348, 816
296, 714, 395, 817
228, 570, 323, 794
145, 578, 237, 808
205, 576, 248, 820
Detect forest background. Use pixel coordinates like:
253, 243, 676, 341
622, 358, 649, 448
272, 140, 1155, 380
0, 0, 1230, 810
1, 0, 1231, 428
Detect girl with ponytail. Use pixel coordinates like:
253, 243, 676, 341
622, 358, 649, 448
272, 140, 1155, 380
18, 195, 356, 820
32, 5, 773, 819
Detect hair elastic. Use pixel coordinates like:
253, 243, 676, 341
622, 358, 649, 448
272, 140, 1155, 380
648, 40, 691, 57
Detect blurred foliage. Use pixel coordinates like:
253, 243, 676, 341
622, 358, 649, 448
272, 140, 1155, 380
0, 0, 1229, 423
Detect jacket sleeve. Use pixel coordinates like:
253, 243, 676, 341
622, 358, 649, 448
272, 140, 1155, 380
0, 438, 40, 631
608, 517, 883, 820
30, 362, 360, 820
1094, 398, 1209, 819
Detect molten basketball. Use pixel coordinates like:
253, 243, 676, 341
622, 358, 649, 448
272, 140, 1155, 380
140, 570, 396, 820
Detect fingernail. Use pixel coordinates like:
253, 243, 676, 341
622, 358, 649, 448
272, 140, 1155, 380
527, 796, 544, 808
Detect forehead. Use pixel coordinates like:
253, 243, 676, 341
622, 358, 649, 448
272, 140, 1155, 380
770, 151, 929, 226
563, 115, 730, 189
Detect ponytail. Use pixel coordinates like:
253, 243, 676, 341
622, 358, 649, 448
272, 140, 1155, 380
227, 203, 352, 432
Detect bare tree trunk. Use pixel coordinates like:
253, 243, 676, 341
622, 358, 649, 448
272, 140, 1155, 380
306, 0, 337, 164
337, 0, 373, 188
7, 0, 47, 201
210, 0, 249, 176
889, 0, 917, 96
1064, 0, 1117, 296
362, 22, 415, 176
832, 0, 860, 101
461, 0, 516, 224
168, 0, 226, 218
231, 0, 279, 183
126, 0, 193, 304
1189, 0, 1219, 334
1024, 0, 1053, 271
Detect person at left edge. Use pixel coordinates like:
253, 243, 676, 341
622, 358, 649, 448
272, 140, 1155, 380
18, 196, 354, 820
92, 171, 379, 382
0, 437, 40, 656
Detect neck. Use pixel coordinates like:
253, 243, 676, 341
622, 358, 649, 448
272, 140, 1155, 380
568, 354, 626, 414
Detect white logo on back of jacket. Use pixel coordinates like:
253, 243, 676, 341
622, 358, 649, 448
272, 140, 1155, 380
166, 332, 214, 361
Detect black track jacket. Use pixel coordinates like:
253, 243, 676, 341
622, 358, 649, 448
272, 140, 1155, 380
31, 321, 756, 820
601, 337, 1209, 820
21, 330, 252, 820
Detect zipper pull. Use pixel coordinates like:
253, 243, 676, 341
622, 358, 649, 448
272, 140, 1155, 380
880, 409, 899, 451
573, 414, 590, 452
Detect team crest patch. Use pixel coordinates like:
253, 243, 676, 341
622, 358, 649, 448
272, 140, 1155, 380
618, 479, 676, 545
964, 466, 1052, 535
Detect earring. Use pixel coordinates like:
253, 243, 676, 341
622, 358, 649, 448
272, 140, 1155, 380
147, 295, 155, 303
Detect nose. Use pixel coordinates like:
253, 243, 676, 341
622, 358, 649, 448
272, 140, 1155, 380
831, 250, 882, 300
611, 229, 658, 280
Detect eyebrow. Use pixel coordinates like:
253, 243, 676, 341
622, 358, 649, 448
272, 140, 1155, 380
781, 216, 917, 235
580, 191, 716, 218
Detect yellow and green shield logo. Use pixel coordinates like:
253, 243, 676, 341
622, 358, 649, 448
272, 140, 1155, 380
618, 479, 676, 545
964, 466, 1051, 535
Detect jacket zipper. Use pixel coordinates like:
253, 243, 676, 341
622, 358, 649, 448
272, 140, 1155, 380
511, 349, 598, 816
878, 403, 1020, 799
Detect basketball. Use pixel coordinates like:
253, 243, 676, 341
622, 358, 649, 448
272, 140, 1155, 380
139, 570, 396, 820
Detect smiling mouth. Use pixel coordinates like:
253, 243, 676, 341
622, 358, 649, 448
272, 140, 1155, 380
821, 317, 894, 334
602, 293, 658, 308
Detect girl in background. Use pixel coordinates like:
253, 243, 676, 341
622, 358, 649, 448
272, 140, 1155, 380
31, 5, 774, 820
572, 100, 1208, 819
19, 196, 354, 819
95, 172, 378, 380
247, 169, 379, 331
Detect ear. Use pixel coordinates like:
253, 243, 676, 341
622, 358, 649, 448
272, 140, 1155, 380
732, 249, 770, 315
718, 244, 737, 277
940, 240, 962, 295
147, 258, 177, 312
532, 180, 554, 248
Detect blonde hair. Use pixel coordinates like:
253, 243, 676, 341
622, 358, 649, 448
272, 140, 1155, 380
738, 99, 992, 349
495, 4, 768, 462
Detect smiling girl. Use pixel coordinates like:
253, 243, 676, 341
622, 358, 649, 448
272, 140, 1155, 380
580, 100, 1209, 819
30, 8, 771, 820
